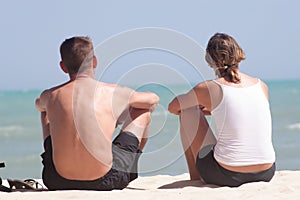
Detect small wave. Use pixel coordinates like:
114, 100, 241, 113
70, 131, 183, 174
0, 125, 23, 132
287, 123, 300, 130
288, 88, 299, 94
14, 155, 39, 163
152, 110, 169, 116
0, 125, 24, 137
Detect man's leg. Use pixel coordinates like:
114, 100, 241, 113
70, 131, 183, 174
112, 108, 151, 183
121, 108, 151, 151
179, 106, 216, 180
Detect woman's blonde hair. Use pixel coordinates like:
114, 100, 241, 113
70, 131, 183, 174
205, 33, 245, 83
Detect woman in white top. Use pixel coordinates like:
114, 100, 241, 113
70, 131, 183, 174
168, 33, 275, 187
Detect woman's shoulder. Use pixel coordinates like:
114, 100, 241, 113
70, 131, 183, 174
193, 80, 222, 97
240, 73, 269, 98
194, 80, 218, 88
193, 80, 222, 96
240, 73, 260, 84
192, 80, 223, 111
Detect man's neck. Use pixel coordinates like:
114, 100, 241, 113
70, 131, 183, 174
69, 69, 95, 81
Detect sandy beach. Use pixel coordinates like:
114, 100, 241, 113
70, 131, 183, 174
1, 170, 299, 200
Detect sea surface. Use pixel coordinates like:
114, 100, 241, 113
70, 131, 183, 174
0, 79, 300, 179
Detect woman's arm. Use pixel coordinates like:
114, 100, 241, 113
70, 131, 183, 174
168, 82, 211, 115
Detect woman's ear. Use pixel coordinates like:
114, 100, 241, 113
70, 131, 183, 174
60, 61, 68, 73
92, 56, 98, 69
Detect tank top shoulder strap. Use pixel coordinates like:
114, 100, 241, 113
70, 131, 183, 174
211, 80, 224, 88
209, 80, 224, 112
212, 80, 221, 85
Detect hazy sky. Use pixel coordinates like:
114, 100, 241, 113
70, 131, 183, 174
1, 0, 300, 90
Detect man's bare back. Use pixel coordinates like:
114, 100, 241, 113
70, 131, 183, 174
35, 36, 159, 190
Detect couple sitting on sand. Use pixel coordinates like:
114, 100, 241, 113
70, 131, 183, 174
35, 33, 276, 190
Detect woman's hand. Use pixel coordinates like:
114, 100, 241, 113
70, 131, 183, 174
168, 97, 181, 115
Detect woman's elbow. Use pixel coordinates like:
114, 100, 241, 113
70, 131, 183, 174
168, 98, 180, 115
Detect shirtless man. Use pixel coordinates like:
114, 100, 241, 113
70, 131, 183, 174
35, 36, 159, 190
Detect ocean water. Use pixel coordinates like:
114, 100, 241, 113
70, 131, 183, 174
0, 79, 299, 179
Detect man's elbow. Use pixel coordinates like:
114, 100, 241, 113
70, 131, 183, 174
129, 92, 160, 109
35, 98, 45, 112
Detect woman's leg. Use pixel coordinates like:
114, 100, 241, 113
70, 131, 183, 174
179, 106, 216, 180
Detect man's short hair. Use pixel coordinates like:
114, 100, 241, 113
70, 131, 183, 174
60, 36, 94, 75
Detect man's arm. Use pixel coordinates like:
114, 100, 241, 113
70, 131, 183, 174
110, 85, 159, 125
41, 111, 50, 140
35, 90, 50, 112
129, 91, 159, 110
35, 90, 51, 140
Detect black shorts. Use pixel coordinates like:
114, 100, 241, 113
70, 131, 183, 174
196, 149, 276, 187
41, 131, 141, 191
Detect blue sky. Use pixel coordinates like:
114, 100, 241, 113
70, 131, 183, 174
1, 0, 300, 90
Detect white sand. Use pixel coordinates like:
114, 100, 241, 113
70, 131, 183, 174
1, 171, 299, 200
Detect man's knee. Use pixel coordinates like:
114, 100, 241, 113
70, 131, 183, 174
129, 108, 151, 126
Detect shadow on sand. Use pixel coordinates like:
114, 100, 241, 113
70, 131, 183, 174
158, 180, 218, 189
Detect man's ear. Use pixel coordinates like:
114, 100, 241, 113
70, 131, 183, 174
92, 56, 98, 69
60, 61, 68, 73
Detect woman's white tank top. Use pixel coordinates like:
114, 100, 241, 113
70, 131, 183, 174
211, 80, 275, 166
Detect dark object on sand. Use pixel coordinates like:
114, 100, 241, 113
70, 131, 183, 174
0, 162, 12, 192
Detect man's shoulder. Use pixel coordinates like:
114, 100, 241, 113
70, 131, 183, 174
40, 82, 71, 97
97, 82, 134, 93
97, 82, 118, 89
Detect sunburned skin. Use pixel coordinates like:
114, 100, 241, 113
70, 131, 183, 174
36, 70, 159, 181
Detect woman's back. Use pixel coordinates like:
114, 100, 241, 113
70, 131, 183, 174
211, 76, 275, 167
